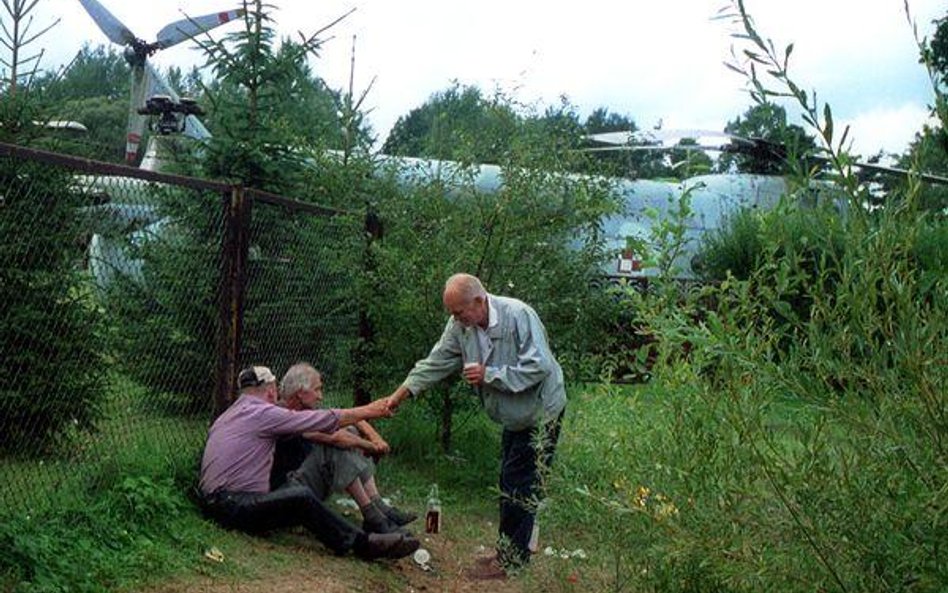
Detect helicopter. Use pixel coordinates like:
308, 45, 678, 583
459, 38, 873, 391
72, 2, 943, 289
68, 1, 795, 287
372, 131, 838, 284
574, 128, 948, 283
73, 0, 242, 287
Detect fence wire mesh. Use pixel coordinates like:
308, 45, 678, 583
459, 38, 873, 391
238, 192, 363, 404
0, 145, 362, 513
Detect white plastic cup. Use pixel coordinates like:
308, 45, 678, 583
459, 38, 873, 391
413, 548, 431, 566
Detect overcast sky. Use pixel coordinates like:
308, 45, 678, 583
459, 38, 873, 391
31, 0, 947, 156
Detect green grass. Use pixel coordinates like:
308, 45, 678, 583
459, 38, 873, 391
5, 371, 943, 592
0, 378, 600, 592
0, 371, 506, 592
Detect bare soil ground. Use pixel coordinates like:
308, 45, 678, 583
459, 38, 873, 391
139, 525, 552, 593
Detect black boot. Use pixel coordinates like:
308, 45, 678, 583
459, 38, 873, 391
353, 532, 420, 560
361, 501, 402, 534
383, 505, 418, 526
373, 495, 418, 526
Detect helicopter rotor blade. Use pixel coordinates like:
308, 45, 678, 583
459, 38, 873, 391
585, 131, 638, 145
182, 115, 212, 141
144, 61, 180, 102
585, 143, 948, 186
585, 129, 748, 147
77, 0, 136, 46
728, 137, 948, 187
155, 8, 246, 49
808, 155, 948, 186
580, 144, 729, 153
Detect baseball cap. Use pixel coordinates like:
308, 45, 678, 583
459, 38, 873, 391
237, 365, 277, 389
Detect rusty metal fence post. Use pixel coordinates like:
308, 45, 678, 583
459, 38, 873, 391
214, 186, 252, 416
353, 206, 383, 405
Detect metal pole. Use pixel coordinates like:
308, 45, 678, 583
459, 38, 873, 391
213, 186, 251, 416
353, 205, 382, 406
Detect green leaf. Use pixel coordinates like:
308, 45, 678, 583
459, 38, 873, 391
743, 49, 763, 63
724, 61, 747, 76
773, 300, 795, 321
822, 103, 834, 144
836, 124, 851, 153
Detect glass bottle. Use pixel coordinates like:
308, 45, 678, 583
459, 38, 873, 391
425, 483, 442, 534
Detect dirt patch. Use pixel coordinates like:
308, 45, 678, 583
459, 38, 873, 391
144, 572, 353, 593
140, 528, 534, 593
387, 533, 526, 593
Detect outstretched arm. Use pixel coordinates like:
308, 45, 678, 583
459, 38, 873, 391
385, 385, 413, 412
335, 397, 393, 427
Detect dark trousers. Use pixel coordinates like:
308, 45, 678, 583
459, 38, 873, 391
498, 409, 564, 565
201, 483, 361, 555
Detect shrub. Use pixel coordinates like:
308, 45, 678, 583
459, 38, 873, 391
0, 472, 200, 592
361, 110, 622, 448
540, 3, 948, 587
911, 214, 948, 298
102, 187, 222, 413
696, 206, 765, 280
0, 155, 110, 454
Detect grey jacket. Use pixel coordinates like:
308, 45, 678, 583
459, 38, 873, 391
402, 294, 566, 431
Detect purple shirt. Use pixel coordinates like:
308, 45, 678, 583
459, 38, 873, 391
199, 393, 341, 494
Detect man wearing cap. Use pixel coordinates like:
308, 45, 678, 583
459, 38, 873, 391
384, 273, 566, 579
199, 365, 419, 561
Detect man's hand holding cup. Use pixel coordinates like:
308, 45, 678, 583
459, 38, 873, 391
462, 361, 484, 386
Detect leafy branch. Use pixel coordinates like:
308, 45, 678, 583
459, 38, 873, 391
716, 0, 863, 203
1, 0, 59, 95
905, 1, 947, 134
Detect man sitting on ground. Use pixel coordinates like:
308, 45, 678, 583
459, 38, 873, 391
199, 365, 419, 561
272, 362, 417, 535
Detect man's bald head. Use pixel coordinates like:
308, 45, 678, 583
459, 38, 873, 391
443, 273, 489, 328
444, 273, 485, 301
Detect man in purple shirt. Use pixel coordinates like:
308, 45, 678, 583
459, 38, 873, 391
199, 365, 419, 560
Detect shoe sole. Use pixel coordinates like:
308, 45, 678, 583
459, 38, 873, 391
358, 535, 420, 560
385, 536, 420, 559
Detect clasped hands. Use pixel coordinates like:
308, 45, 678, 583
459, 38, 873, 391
376, 362, 485, 415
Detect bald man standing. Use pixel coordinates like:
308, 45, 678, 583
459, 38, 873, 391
386, 273, 566, 579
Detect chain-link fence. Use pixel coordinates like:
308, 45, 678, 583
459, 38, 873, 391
0, 142, 365, 513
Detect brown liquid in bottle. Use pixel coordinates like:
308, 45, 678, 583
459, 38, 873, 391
425, 484, 442, 534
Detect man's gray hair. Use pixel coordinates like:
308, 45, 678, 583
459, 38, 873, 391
445, 273, 486, 302
279, 362, 320, 401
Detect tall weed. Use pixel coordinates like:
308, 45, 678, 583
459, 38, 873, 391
538, 3, 948, 590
